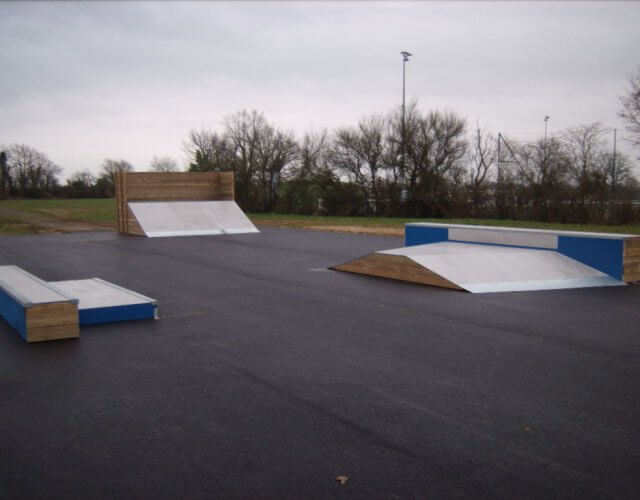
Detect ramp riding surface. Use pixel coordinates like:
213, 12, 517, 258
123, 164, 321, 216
0, 228, 638, 498
336, 242, 625, 293
128, 200, 258, 237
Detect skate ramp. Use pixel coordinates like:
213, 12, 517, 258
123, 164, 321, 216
334, 242, 626, 293
128, 201, 258, 238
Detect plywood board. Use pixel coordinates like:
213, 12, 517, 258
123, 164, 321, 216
334, 253, 462, 290
334, 242, 626, 293
624, 237, 640, 282
128, 201, 258, 237
49, 278, 157, 325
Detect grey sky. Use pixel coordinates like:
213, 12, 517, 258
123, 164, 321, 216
1, 1, 639, 179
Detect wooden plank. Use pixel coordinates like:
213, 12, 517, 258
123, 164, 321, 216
624, 238, 640, 257
334, 253, 463, 291
26, 302, 78, 329
623, 263, 640, 283
115, 171, 121, 233
126, 206, 145, 236
27, 323, 79, 343
115, 171, 237, 236
623, 238, 640, 282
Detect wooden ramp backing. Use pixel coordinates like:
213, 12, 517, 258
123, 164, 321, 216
115, 171, 235, 236
333, 242, 627, 293
334, 253, 462, 290
624, 237, 640, 283
0, 266, 79, 342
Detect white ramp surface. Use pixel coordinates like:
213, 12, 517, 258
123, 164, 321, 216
49, 278, 156, 310
128, 201, 259, 237
380, 242, 625, 293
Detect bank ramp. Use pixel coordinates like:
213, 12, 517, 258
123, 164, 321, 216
128, 200, 258, 237
115, 171, 258, 237
334, 223, 640, 293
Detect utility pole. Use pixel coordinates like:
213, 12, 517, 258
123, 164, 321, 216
544, 116, 550, 148
497, 133, 502, 185
612, 128, 617, 195
0, 151, 6, 199
399, 51, 412, 203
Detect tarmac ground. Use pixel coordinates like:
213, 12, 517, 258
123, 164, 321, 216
0, 228, 639, 498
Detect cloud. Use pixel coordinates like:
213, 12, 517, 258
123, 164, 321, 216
0, 1, 638, 177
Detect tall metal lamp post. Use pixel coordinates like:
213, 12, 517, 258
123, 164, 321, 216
400, 51, 412, 201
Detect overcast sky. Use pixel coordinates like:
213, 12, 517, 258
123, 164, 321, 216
1, 1, 639, 178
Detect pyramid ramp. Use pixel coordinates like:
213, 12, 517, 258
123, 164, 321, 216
334, 242, 625, 293
128, 201, 259, 238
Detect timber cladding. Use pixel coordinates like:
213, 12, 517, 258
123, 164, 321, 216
115, 171, 234, 235
333, 253, 462, 291
624, 237, 640, 283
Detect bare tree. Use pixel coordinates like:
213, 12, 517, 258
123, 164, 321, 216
596, 150, 634, 196
4, 144, 62, 196
183, 129, 234, 172
150, 156, 179, 172
467, 123, 496, 215
618, 67, 640, 146
66, 170, 96, 198
101, 158, 133, 184
0, 150, 8, 198
511, 137, 571, 221
396, 106, 467, 214
68, 169, 96, 186
329, 114, 389, 214
288, 129, 330, 181
99, 158, 133, 195
561, 122, 606, 206
224, 109, 297, 211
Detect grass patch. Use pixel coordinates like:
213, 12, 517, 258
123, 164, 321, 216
248, 213, 640, 235
0, 199, 116, 225
0, 198, 636, 236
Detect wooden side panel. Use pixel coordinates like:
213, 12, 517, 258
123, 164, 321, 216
25, 301, 79, 342
624, 237, 640, 282
126, 206, 146, 236
124, 172, 234, 202
27, 324, 80, 343
26, 302, 78, 329
115, 171, 235, 235
623, 237, 640, 282
333, 253, 463, 291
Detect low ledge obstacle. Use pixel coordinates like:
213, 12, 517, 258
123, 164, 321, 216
334, 223, 640, 293
0, 266, 79, 342
405, 223, 640, 283
0, 267, 157, 342
50, 278, 158, 326
115, 171, 258, 237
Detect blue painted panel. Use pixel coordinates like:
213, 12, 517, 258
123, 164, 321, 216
558, 236, 624, 280
0, 287, 27, 340
405, 226, 449, 247
79, 303, 156, 326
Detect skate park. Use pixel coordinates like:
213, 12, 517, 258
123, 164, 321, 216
0, 173, 639, 498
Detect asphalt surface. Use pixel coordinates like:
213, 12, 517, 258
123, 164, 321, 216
0, 227, 639, 499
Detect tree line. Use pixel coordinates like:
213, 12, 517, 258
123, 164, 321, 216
181, 106, 639, 224
2, 67, 640, 225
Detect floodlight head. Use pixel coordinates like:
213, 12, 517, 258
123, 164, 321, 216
544, 115, 550, 122
401, 51, 412, 61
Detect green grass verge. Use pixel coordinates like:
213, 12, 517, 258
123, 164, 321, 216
248, 213, 640, 235
0, 198, 116, 224
0, 198, 637, 235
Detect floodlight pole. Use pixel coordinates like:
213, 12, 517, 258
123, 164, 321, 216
400, 51, 412, 192
544, 115, 550, 149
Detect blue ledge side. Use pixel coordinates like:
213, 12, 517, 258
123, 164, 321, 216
79, 303, 157, 326
405, 226, 449, 247
0, 287, 27, 340
558, 236, 624, 280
